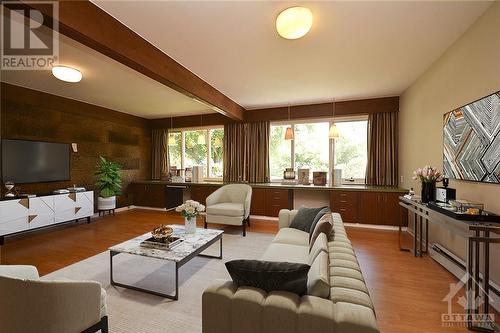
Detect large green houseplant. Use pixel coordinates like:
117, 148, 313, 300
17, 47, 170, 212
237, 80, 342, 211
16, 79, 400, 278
95, 156, 122, 210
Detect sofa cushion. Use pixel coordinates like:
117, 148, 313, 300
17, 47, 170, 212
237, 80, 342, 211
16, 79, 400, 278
308, 233, 328, 266
289, 207, 325, 232
261, 243, 309, 264
307, 251, 330, 298
309, 214, 333, 248
308, 207, 331, 239
225, 260, 310, 296
206, 203, 244, 217
272, 228, 309, 246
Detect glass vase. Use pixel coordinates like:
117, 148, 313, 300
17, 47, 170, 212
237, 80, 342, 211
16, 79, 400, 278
185, 216, 197, 234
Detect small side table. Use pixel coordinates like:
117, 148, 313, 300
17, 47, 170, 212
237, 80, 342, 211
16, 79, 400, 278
99, 209, 115, 217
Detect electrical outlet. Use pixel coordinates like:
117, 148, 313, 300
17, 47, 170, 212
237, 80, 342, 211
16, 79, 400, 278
400, 175, 404, 183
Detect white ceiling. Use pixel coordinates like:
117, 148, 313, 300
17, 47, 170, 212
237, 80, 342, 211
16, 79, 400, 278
1, 34, 214, 119
94, 0, 492, 109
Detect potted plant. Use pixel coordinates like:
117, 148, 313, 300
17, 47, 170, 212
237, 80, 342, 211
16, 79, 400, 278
95, 156, 122, 210
413, 165, 442, 203
175, 200, 205, 234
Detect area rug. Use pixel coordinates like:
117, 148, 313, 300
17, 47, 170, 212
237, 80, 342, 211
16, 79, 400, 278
42, 231, 275, 333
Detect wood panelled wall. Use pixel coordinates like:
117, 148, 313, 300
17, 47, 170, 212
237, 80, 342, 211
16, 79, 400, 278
0, 83, 151, 208
151, 96, 399, 129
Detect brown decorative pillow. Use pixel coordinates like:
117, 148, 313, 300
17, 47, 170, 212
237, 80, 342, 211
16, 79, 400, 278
309, 214, 333, 250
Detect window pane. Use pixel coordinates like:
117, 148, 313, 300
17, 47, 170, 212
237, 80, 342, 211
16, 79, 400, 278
210, 128, 224, 178
269, 125, 292, 180
168, 132, 182, 169
184, 130, 208, 177
294, 122, 329, 176
334, 121, 368, 180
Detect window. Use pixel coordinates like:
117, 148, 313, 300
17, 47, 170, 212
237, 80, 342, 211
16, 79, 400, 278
168, 127, 224, 180
334, 120, 368, 182
269, 119, 368, 183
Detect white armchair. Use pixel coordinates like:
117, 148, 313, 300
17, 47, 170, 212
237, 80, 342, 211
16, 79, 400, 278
204, 184, 252, 236
0, 265, 108, 333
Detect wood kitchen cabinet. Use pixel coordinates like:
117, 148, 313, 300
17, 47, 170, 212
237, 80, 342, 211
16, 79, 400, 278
250, 188, 267, 215
190, 186, 219, 205
359, 192, 405, 226
265, 189, 292, 217
330, 191, 360, 223
132, 183, 167, 208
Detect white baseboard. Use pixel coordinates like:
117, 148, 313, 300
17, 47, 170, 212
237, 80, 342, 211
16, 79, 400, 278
343, 223, 399, 231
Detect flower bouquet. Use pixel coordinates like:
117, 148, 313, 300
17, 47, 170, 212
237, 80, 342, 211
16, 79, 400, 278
412, 165, 443, 203
175, 200, 205, 234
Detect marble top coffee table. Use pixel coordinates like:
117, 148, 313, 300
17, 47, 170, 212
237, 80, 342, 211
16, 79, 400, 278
109, 225, 223, 300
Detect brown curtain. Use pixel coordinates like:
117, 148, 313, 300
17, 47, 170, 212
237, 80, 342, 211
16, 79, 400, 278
366, 112, 398, 186
223, 122, 270, 183
151, 128, 168, 180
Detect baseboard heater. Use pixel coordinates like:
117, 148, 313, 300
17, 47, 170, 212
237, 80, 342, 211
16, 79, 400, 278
430, 243, 500, 312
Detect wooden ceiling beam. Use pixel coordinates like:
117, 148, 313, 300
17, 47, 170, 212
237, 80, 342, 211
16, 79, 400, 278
24, 0, 245, 121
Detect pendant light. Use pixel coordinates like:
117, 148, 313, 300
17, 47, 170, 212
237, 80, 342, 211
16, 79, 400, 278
284, 105, 294, 140
329, 100, 339, 139
168, 117, 176, 146
197, 115, 206, 144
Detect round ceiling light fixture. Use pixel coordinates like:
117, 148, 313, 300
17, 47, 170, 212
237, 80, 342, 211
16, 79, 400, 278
276, 6, 313, 40
51, 66, 82, 83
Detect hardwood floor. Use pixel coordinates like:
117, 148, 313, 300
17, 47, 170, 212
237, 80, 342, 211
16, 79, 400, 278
0, 209, 489, 332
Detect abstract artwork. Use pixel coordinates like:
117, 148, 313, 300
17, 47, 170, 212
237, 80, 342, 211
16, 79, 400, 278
443, 91, 500, 184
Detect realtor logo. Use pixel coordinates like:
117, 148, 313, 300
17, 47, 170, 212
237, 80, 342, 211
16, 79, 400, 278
442, 273, 495, 329
1, 1, 59, 70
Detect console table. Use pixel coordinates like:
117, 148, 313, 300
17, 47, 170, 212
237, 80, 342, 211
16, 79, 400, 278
399, 196, 500, 332
0, 191, 94, 262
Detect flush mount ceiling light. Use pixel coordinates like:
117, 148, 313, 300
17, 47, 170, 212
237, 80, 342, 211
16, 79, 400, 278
276, 6, 313, 40
51, 66, 82, 83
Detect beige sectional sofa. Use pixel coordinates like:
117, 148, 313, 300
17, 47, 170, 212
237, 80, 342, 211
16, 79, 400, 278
202, 209, 378, 333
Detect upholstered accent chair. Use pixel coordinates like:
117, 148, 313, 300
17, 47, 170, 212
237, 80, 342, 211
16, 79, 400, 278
204, 184, 252, 236
0, 265, 108, 333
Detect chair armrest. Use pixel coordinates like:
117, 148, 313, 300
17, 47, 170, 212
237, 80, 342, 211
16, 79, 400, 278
0, 265, 39, 280
278, 209, 298, 229
244, 187, 252, 218
206, 187, 224, 207
0, 277, 103, 332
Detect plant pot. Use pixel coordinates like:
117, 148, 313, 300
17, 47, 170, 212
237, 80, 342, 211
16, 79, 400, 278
185, 216, 197, 234
421, 182, 436, 203
98, 196, 116, 210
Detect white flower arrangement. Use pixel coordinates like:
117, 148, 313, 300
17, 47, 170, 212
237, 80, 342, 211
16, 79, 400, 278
175, 200, 205, 219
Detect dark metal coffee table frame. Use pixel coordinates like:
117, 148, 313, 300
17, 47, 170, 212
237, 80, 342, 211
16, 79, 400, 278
110, 233, 222, 300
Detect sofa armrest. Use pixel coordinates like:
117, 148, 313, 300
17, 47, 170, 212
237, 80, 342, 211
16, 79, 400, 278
278, 209, 299, 229
0, 265, 39, 280
0, 276, 103, 332
202, 280, 379, 333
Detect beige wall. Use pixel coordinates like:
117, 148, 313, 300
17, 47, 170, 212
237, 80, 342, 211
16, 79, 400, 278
399, 2, 500, 285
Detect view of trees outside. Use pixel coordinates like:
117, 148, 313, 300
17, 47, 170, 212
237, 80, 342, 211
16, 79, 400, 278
210, 128, 224, 178
168, 132, 182, 169
334, 121, 368, 179
269, 125, 292, 179
294, 122, 329, 172
269, 120, 368, 181
184, 130, 208, 177
167, 128, 224, 179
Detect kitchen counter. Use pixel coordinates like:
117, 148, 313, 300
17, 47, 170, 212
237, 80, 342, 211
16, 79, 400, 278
132, 180, 407, 193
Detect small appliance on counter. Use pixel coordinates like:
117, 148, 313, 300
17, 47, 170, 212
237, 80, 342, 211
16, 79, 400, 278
435, 186, 456, 203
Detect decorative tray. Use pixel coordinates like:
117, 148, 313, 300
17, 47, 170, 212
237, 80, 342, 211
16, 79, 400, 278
427, 202, 500, 223
140, 236, 183, 250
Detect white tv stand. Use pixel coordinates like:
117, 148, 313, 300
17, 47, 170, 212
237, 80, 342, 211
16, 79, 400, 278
0, 191, 94, 254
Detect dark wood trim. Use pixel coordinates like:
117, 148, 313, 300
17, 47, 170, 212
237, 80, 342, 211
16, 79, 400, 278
152, 97, 399, 128
245, 97, 399, 123
336, 96, 399, 115
22, 0, 245, 121
1, 83, 150, 128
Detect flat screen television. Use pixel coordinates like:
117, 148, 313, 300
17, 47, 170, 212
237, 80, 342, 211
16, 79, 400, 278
443, 91, 500, 184
1, 139, 70, 183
